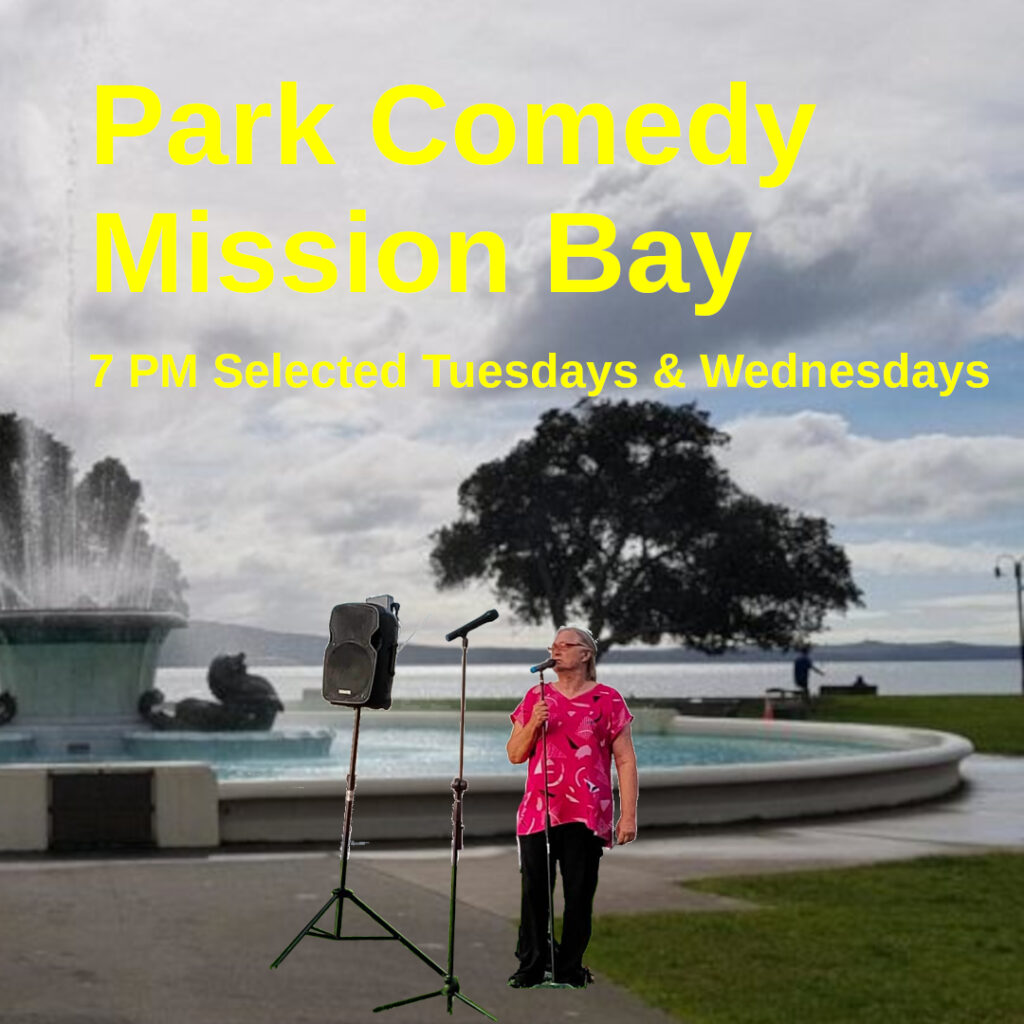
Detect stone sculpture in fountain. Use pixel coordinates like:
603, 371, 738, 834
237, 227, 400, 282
141, 652, 285, 731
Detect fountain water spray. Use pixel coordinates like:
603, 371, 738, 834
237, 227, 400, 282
0, 414, 186, 612
0, 413, 187, 756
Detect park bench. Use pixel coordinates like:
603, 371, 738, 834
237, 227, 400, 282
820, 683, 878, 696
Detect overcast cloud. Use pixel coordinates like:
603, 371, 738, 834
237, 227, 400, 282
721, 412, 1024, 522
493, 167, 1024, 365
1, 0, 1021, 648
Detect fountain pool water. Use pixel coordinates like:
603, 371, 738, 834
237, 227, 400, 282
129, 720, 893, 781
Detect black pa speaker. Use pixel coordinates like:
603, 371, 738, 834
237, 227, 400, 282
322, 602, 398, 709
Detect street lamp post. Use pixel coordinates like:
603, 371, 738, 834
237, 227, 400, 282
994, 555, 1024, 696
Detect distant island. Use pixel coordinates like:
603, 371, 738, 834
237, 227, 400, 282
158, 619, 1020, 668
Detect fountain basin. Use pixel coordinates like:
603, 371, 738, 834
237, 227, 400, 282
0, 610, 186, 757
217, 714, 975, 843
0, 714, 973, 851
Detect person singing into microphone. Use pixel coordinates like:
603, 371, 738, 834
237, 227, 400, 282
506, 626, 638, 989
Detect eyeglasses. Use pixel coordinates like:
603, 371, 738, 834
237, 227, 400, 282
547, 643, 587, 652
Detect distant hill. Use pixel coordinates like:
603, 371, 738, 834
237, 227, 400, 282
158, 619, 1020, 668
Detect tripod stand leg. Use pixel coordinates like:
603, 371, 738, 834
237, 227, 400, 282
374, 983, 497, 1020
345, 890, 447, 976
270, 890, 340, 968
455, 991, 499, 1021
372, 988, 445, 1012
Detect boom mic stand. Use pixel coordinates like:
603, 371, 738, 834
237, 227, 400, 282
536, 666, 561, 987
270, 607, 495, 1020
375, 609, 498, 1019
530, 665, 575, 989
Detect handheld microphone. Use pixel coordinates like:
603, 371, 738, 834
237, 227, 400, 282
530, 657, 556, 674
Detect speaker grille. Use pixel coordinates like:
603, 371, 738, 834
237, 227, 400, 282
324, 641, 376, 702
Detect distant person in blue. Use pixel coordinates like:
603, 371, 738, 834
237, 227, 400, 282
793, 647, 824, 697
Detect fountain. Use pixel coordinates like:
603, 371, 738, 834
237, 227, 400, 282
0, 412, 333, 784
0, 413, 188, 758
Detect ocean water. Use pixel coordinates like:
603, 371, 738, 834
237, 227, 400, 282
156, 657, 1021, 706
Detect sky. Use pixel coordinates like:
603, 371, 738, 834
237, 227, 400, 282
1, 0, 1022, 651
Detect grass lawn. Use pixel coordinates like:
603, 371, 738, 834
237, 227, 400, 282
812, 695, 1024, 755
588, 852, 1024, 1024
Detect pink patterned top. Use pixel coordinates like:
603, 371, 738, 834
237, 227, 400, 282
510, 682, 633, 848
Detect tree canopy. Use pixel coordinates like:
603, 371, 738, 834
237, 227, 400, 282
430, 399, 861, 659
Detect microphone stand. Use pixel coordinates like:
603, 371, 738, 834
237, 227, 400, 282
270, 706, 451, 989
271, 609, 496, 1021
537, 666, 560, 985
374, 614, 497, 1019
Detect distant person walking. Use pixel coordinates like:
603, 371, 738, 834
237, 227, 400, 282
793, 647, 824, 697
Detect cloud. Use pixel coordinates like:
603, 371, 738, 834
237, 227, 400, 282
0, 1, 106, 312
1, 0, 1021, 650
975, 276, 1024, 338
720, 411, 1024, 522
489, 166, 1024, 366
912, 593, 1010, 611
845, 540, 1002, 576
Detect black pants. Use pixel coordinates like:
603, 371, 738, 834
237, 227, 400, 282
515, 823, 604, 977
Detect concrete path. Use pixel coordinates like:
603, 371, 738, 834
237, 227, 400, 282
2, 755, 1021, 1024
363, 753, 1024, 918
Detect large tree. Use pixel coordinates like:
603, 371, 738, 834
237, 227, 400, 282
430, 399, 861, 659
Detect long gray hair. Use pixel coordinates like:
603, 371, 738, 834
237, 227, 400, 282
558, 625, 598, 681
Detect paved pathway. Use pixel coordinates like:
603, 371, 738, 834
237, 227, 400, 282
2, 755, 1021, 1024
363, 753, 1024, 917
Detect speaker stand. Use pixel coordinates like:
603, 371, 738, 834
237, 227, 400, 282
270, 703, 495, 1019
373, 635, 495, 1019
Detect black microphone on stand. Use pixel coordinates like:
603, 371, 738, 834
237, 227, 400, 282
445, 608, 499, 642
527, 653, 560, 984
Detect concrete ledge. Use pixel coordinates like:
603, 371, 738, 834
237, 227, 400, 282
220, 774, 524, 843
1, 761, 219, 851
0, 766, 48, 851
152, 763, 219, 847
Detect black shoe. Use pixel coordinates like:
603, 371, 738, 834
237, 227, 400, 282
556, 966, 594, 989
507, 969, 544, 989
